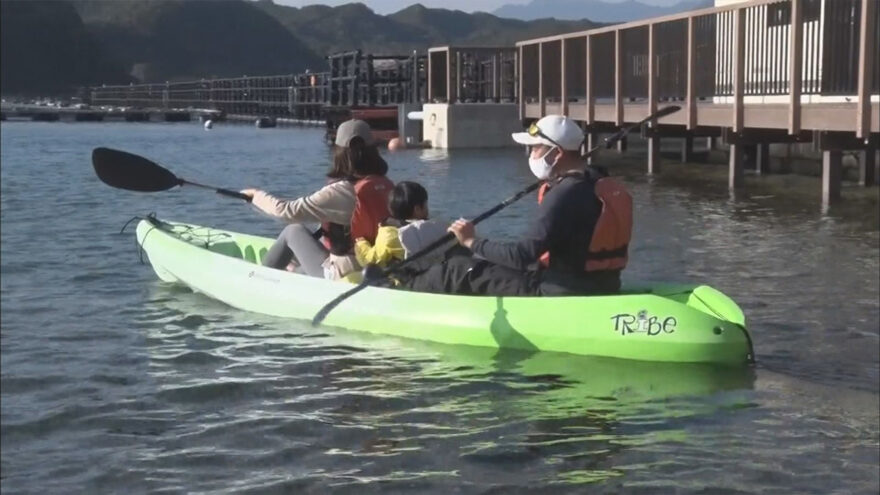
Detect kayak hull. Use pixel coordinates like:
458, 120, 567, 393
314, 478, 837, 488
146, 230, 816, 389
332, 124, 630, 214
135, 218, 754, 365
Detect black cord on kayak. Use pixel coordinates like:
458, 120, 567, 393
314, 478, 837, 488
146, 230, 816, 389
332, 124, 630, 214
119, 214, 146, 235
118, 214, 148, 264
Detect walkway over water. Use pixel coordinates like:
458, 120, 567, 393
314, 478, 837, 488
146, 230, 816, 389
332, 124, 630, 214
516, 0, 879, 202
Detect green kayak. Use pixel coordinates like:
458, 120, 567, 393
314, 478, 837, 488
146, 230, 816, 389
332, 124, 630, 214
135, 217, 755, 365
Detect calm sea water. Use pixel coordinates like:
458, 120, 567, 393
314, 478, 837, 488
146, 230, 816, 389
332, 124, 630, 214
1, 121, 878, 493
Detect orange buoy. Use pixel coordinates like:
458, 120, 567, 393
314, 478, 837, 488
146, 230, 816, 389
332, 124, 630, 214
387, 137, 405, 151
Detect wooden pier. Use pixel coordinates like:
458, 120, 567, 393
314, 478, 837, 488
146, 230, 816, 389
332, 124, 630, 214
516, 0, 879, 203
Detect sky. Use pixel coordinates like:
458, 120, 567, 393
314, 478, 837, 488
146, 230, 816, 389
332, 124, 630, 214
272, 0, 685, 15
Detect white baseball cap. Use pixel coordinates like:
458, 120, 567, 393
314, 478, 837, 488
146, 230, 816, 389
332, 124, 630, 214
511, 115, 584, 151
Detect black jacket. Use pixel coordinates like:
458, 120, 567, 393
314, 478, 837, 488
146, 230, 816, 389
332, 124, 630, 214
470, 170, 621, 295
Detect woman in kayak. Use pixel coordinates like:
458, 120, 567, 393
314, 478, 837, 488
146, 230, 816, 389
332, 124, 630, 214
353, 181, 447, 272
240, 119, 393, 280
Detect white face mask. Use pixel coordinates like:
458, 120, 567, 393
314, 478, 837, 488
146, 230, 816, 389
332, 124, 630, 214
528, 147, 557, 180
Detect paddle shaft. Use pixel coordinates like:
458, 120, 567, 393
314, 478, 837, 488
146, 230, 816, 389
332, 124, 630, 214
392, 182, 541, 272
179, 179, 252, 201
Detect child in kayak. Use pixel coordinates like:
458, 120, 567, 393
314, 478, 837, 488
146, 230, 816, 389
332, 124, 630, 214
354, 181, 447, 272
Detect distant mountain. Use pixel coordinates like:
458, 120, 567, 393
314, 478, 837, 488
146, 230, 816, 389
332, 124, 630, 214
493, 0, 714, 23
0, 1, 131, 95
255, 2, 603, 55
389, 4, 604, 47
68, 0, 324, 82
2, 0, 609, 95
255, 2, 424, 55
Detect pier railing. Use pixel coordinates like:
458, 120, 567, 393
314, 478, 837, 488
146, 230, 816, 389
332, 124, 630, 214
89, 50, 427, 120
516, 0, 879, 138
89, 46, 525, 115
90, 73, 330, 120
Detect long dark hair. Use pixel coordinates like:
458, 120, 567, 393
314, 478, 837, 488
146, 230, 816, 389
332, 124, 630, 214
327, 137, 388, 182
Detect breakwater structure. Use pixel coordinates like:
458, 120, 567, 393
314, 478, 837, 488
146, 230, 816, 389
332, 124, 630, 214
517, 0, 878, 204
2, 50, 431, 144
322, 50, 426, 145
0, 102, 198, 123
3, 46, 520, 149
83, 50, 428, 143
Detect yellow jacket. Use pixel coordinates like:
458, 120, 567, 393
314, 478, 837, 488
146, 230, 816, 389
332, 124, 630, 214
354, 225, 405, 268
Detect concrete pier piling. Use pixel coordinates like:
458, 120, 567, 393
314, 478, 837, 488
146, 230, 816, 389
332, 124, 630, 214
860, 148, 877, 186
681, 136, 694, 164
755, 143, 770, 176
647, 136, 661, 175
823, 150, 843, 205
728, 143, 744, 189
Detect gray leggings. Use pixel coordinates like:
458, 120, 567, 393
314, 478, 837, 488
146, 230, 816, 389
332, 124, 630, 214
262, 224, 328, 277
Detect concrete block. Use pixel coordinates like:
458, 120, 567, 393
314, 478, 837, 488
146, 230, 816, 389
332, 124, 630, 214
422, 103, 522, 149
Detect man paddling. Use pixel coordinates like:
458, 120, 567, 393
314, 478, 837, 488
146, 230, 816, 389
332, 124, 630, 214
405, 114, 633, 296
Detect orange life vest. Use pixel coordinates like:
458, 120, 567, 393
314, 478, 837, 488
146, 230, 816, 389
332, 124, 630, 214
322, 175, 394, 255
537, 172, 632, 272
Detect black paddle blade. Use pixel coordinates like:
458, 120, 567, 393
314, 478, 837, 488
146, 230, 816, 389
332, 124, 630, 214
92, 147, 182, 192
311, 281, 370, 327
312, 264, 389, 326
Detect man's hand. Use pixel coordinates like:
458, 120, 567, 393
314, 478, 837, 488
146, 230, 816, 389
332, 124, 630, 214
448, 218, 476, 249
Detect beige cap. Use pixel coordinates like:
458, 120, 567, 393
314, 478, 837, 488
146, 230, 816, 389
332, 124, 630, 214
334, 119, 374, 147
